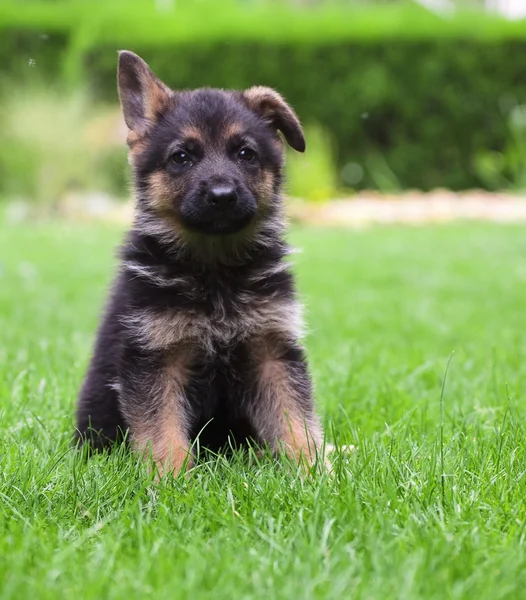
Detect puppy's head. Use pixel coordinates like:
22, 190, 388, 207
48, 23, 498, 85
118, 51, 305, 240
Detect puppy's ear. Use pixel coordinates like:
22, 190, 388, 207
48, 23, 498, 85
242, 86, 306, 152
117, 50, 173, 132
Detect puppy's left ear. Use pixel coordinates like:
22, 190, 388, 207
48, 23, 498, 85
242, 86, 306, 152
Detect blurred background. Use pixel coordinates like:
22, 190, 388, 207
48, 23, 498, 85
1, 0, 526, 221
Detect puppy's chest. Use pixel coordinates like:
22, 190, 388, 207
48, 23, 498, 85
126, 281, 302, 354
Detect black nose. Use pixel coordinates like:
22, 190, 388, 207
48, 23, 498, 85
207, 186, 238, 208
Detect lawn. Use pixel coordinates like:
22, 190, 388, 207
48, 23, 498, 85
0, 217, 525, 599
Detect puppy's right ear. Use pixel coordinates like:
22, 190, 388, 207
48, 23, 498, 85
117, 50, 173, 133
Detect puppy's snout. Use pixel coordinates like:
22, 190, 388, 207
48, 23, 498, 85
207, 186, 238, 208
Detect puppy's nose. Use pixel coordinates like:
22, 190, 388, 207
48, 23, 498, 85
207, 186, 238, 208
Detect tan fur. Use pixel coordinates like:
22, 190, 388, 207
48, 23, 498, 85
258, 358, 322, 466
179, 125, 204, 143
144, 80, 172, 123
253, 169, 276, 207
147, 171, 179, 211
131, 353, 192, 477
145, 171, 189, 236
123, 297, 303, 354
126, 129, 143, 148
224, 122, 244, 139
243, 86, 287, 119
126, 130, 147, 159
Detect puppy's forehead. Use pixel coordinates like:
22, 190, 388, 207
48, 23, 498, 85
167, 89, 259, 142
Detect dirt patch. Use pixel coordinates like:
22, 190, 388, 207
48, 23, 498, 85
289, 190, 526, 227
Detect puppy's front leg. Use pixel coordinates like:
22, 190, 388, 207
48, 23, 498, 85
248, 342, 325, 470
119, 348, 192, 477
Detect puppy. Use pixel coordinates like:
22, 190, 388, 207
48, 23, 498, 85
75, 51, 325, 476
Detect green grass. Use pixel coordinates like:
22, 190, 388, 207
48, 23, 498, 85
0, 217, 525, 599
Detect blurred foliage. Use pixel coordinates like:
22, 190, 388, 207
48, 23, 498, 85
4, 0, 521, 48
0, 82, 127, 204
1, 0, 526, 199
286, 125, 339, 201
474, 99, 526, 191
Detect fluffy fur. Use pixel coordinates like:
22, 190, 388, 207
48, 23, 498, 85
75, 51, 325, 475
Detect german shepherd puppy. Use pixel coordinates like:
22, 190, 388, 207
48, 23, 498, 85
75, 51, 325, 476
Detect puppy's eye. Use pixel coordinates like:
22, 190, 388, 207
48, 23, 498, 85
171, 151, 192, 165
238, 148, 256, 162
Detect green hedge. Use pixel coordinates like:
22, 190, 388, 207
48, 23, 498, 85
2, 1, 526, 191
